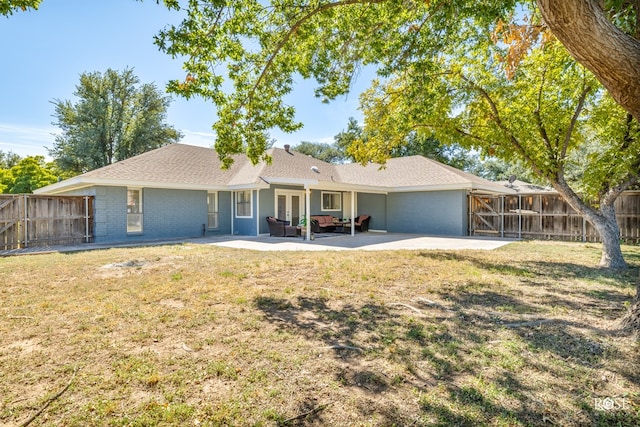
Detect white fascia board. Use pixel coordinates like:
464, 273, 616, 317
388, 182, 516, 194
260, 177, 319, 187
470, 184, 518, 195
389, 183, 471, 193
226, 182, 270, 190
34, 176, 230, 195
310, 182, 389, 194
33, 176, 87, 194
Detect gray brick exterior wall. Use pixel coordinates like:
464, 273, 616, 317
387, 190, 468, 236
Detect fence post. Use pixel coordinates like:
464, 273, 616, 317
23, 194, 28, 248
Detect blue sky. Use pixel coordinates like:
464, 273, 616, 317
0, 0, 368, 159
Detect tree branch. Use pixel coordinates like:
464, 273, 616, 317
278, 402, 331, 426
19, 367, 78, 427
243, 0, 389, 111
533, 66, 554, 154
561, 78, 591, 160
459, 74, 545, 176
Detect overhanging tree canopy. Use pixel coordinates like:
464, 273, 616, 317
155, 0, 640, 165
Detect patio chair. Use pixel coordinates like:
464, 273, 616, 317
354, 215, 371, 232
266, 216, 299, 237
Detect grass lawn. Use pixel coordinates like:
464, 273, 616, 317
1, 240, 640, 426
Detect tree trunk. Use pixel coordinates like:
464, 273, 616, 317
537, 0, 640, 121
551, 179, 627, 269
590, 205, 627, 269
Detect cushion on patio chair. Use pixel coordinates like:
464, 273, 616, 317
266, 216, 299, 237
354, 215, 371, 232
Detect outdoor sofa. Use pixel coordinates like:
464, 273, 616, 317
310, 215, 336, 233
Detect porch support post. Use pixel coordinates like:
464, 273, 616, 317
500, 194, 505, 238
84, 196, 90, 243
350, 190, 355, 236
231, 191, 234, 235
255, 189, 260, 236
305, 185, 311, 240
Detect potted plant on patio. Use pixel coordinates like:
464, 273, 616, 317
298, 215, 314, 240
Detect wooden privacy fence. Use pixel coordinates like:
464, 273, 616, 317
469, 191, 640, 243
0, 194, 94, 250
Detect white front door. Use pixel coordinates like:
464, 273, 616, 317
275, 190, 305, 225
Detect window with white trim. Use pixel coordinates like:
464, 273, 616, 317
235, 190, 253, 218
127, 188, 143, 233
207, 192, 219, 229
321, 191, 341, 211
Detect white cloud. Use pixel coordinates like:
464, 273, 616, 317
0, 123, 56, 158
179, 129, 216, 149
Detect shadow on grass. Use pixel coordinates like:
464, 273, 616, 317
252, 291, 639, 426
420, 251, 637, 326
418, 251, 639, 288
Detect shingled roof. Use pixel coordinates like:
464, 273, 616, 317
80, 144, 244, 185
335, 155, 505, 192
35, 143, 511, 195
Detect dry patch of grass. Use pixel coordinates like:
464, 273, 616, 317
1, 241, 640, 426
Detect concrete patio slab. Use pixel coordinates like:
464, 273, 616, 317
0, 233, 514, 256
204, 233, 514, 251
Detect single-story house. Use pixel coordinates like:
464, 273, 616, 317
34, 143, 513, 243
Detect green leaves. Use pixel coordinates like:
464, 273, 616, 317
50, 68, 182, 174
155, 0, 519, 165
0, 156, 59, 194
0, 0, 41, 16
293, 141, 346, 164
154, 0, 638, 200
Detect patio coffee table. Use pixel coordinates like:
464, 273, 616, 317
333, 221, 351, 233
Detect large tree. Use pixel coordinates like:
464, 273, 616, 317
354, 23, 639, 269
334, 117, 478, 170
0, 156, 59, 194
294, 141, 347, 164
154, 0, 640, 163
50, 68, 183, 174
0, 151, 21, 169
